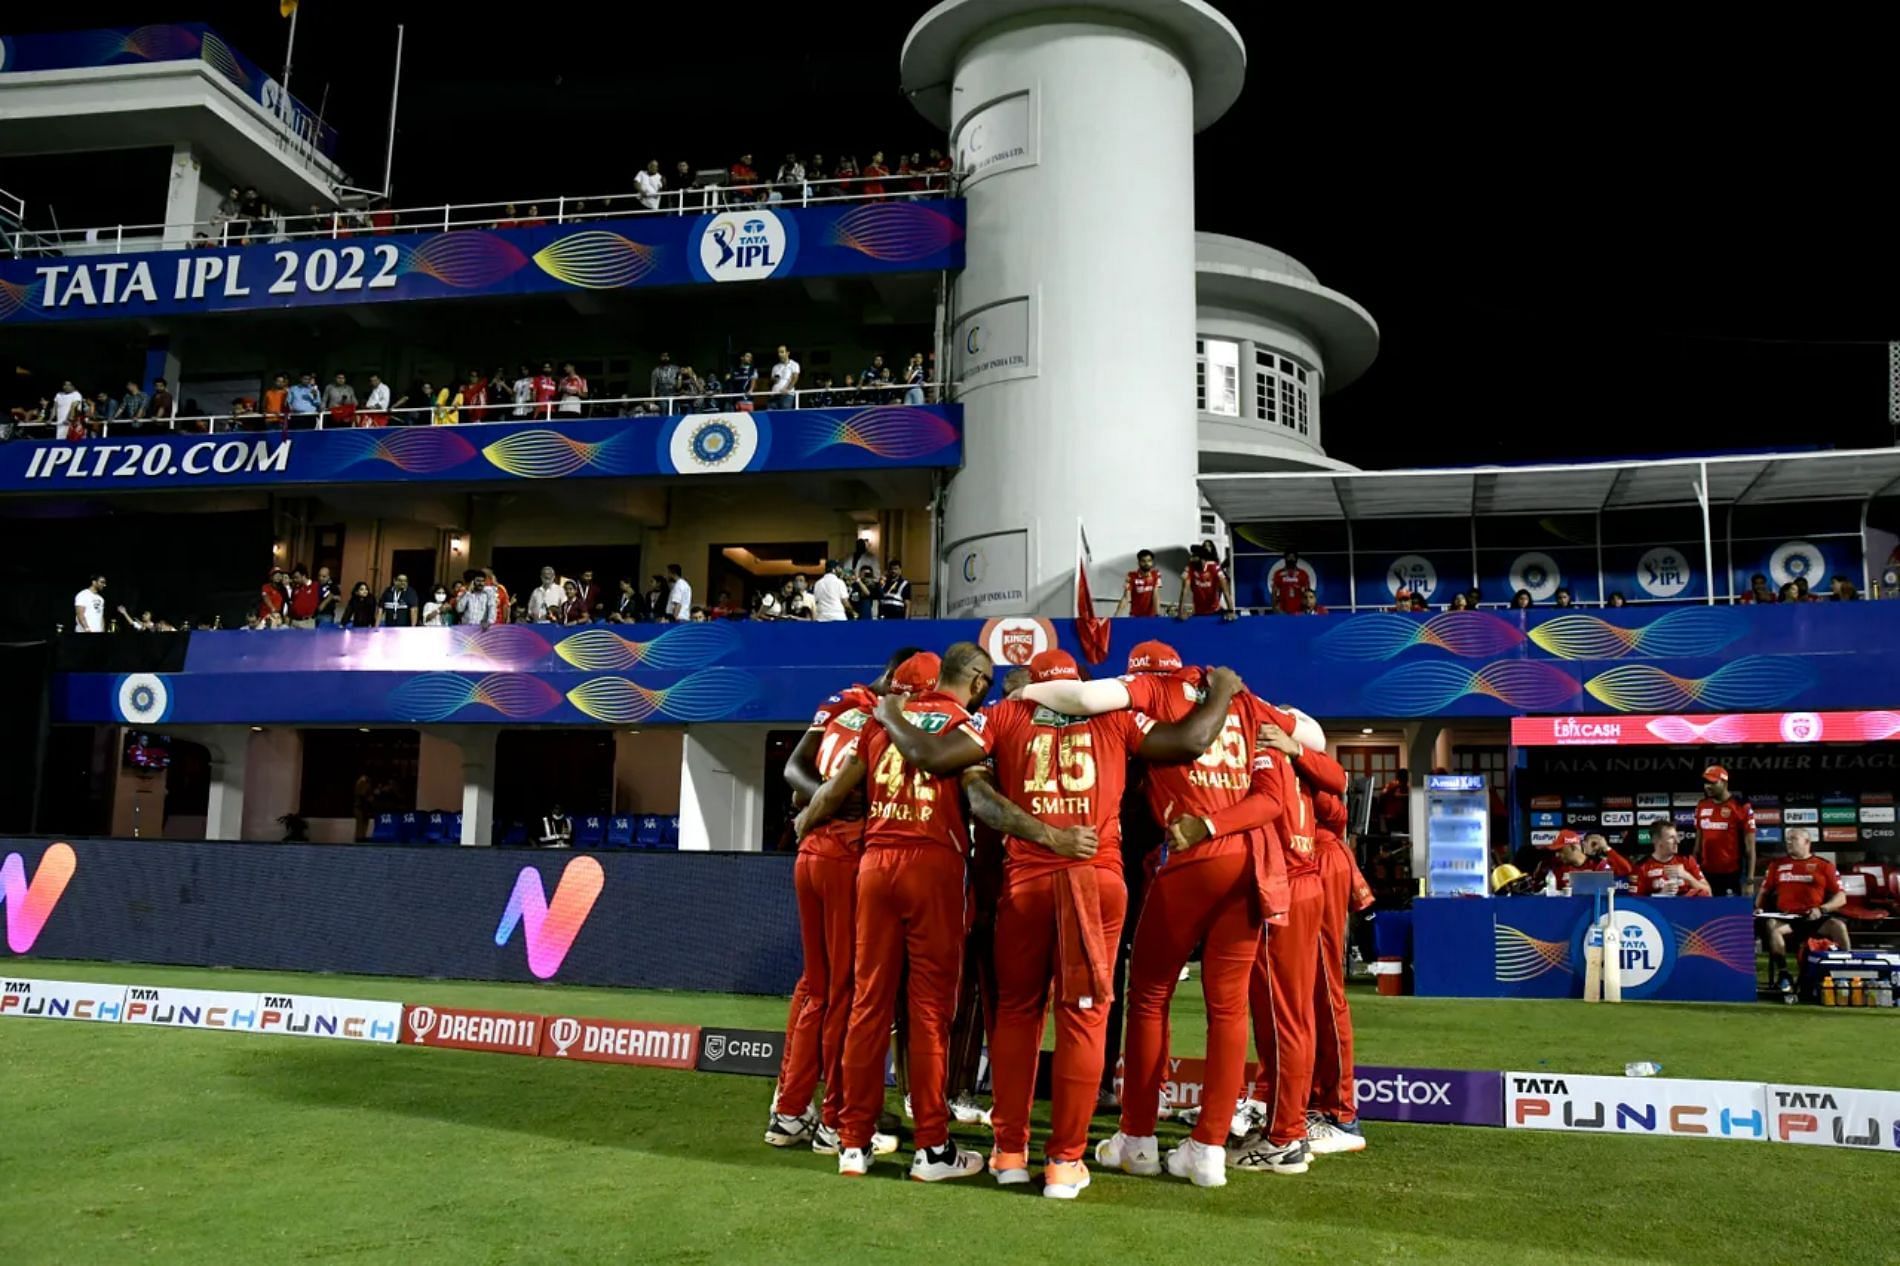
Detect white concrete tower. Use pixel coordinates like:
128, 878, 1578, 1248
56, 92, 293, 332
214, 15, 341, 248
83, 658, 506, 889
903, 0, 1246, 617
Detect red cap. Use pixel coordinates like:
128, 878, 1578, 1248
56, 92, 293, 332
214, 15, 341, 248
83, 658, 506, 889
1541, 828, 1583, 851
1125, 639, 1183, 674
891, 652, 941, 693
1028, 649, 1079, 682
1702, 765, 1729, 784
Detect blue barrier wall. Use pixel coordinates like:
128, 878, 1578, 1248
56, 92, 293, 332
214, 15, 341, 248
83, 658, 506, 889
0, 405, 962, 493
52, 604, 1900, 726
1, 838, 800, 994
0, 201, 965, 324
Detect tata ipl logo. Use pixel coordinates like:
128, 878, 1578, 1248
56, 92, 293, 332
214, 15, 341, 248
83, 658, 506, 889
1, 842, 76, 953
493, 855, 605, 979
700, 211, 787, 282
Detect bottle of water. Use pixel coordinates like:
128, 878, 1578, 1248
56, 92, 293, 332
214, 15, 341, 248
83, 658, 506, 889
1624, 1061, 1663, 1078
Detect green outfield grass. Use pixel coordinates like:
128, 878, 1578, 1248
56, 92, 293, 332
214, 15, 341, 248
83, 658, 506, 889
2, 959, 1897, 1264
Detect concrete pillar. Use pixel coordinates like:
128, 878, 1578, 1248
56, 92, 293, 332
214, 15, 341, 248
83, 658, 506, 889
143, 337, 181, 401
678, 724, 774, 852
902, 0, 1245, 615
456, 728, 498, 847
163, 142, 204, 248
201, 725, 252, 842
1406, 722, 1442, 886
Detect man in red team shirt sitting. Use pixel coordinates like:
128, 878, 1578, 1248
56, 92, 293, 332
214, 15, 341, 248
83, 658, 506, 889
1629, 824, 1712, 897
1114, 549, 1164, 618
1756, 826, 1850, 995
795, 644, 996, 1182
963, 649, 1240, 1198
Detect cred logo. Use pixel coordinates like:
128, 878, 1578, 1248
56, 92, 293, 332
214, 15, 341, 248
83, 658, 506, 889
1, 843, 76, 953
494, 855, 605, 979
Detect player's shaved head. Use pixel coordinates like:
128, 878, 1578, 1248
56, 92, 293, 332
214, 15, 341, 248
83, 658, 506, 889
1001, 667, 1031, 696
874, 645, 927, 693
938, 640, 994, 706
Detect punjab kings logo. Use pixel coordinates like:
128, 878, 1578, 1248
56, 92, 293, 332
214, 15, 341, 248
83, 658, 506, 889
1781, 712, 1823, 743
548, 1016, 583, 1056
978, 616, 1055, 667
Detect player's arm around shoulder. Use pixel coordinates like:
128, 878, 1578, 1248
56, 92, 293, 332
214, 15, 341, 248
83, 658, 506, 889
795, 752, 864, 840
872, 693, 988, 775
1136, 667, 1243, 761
962, 767, 1097, 860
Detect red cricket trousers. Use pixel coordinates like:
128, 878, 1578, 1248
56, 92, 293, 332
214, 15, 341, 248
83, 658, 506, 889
1251, 871, 1323, 1146
837, 844, 966, 1151
989, 869, 1128, 1163
1119, 848, 1262, 1148
1309, 847, 1357, 1122
775, 852, 859, 1125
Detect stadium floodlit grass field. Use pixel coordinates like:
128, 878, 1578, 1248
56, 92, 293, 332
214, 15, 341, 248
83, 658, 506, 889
4, 961, 1898, 1264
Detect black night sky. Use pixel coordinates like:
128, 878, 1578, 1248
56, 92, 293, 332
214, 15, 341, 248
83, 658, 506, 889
8, 4, 1898, 469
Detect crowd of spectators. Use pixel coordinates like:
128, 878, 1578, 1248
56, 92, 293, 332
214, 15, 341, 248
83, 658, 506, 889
6, 347, 935, 440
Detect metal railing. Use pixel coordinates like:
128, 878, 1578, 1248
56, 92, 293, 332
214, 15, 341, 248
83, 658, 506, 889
4, 172, 958, 259
6, 382, 948, 439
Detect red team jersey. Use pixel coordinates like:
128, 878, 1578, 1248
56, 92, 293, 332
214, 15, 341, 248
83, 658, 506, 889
983, 699, 1146, 881
1759, 856, 1842, 915
1271, 566, 1307, 614
853, 691, 993, 854
1186, 562, 1225, 615
1125, 569, 1161, 617
1630, 854, 1708, 897
1693, 797, 1755, 873
804, 705, 873, 861
810, 685, 877, 733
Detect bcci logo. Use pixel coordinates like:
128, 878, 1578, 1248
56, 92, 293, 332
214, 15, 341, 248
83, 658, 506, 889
698, 210, 789, 282
549, 1016, 582, 1056
115, 673, 172, 724
703, 1033, 727, 1062
667, 412, 760, 476
1510, 552, 1562, 602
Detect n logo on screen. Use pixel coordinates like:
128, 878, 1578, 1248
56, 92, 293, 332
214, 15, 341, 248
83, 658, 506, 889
493, 855, 605, 979
1, 843, 76, 953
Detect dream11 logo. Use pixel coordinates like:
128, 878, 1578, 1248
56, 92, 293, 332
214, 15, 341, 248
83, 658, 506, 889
493, 855, 605, 979
1, 843, 77, 953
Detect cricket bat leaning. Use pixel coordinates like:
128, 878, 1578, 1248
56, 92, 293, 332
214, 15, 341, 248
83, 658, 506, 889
1584, 906, 1604, 1003
1602, 889, 1623, 1003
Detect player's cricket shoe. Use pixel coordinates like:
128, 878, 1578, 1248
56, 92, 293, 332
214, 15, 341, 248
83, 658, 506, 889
1165, 1137, 1227, 1188
871, 1131, 899, 1156
1042, 1160, 1091, 1200
909, 1140, 986, 1182
989, 1149, 1032, 1185
1306, 1113, 1366, 1155
837, 1147, 872, 1177
1228, 1098, 1268, 1146
950, 1094, 992, 1127
1232, 1139, 1310, 1175
1095, 1131, 1162, 1176
764, 1111, 816, 1147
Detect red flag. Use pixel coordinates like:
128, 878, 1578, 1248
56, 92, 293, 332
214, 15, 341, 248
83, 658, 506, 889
1076, 521, 1110, 665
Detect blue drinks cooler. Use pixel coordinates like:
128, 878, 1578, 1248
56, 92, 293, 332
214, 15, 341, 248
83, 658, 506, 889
1424, 774, 1491, 896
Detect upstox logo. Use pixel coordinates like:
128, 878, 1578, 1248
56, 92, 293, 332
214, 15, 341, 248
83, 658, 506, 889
493, 855, 604, 979
1, 843, 76, 953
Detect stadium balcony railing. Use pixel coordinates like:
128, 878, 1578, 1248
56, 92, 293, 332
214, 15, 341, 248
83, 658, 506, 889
10, 382, 951, 440
3, 174, 959, 260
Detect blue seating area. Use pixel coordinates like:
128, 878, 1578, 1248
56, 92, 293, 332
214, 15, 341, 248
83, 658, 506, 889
368, 810, 464, 846
493, 813, 680, 850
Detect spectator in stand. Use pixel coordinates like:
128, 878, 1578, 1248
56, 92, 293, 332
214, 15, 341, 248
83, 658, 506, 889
903, 352, 927, 404
323, 372, 357, 425
1448, 592, 1471, 612
752, 589, 782, 621
779, 576, 814, 620
521, 205, 547, 228
644, 574, 669, 621
533, 363, 559, 419
804, 372, 835, 409
1269, 551, 1307, 614
539, 803, 573, 850
1553, 588, 1574, 608
511, 364, 536, 418
608, 577, 641, 623
650, 351, 679, 405
1377, 769, 1410, 833
1511, 589, 1534, 610
1829, 574, 1861, 601
850, 564, 880, 620
433, 380, 465, 426
875, 364, 896, 402
377, 573, 420, 627
149, 378, 174, 430
315, 566, 340, 624
258, 568, 290, 626
1758, 827, 1850, 992
338, 581, 376, 628
362, 374, 391, 427
576, 569, 603, 618
262, 374, 290, 430
1390, 587, 1414, 613
112, 380, 148, 427
1629, 823, 1711, 897
288, 373, 323, 429
1178, 541, 1236, 621
689, 605, 712, 622
663, 564, 691, 621
1777, 580, 1801, 603
878, 559, 912, 619
461, 369, 488, 423
527, 566, 566, 623
1794, 576, 1818, 602
496, 204, 521, 229
558, 362, 589, 417
861, 151, 890, 199
72, 574, 107, 633
729, 153, 761, 203
673, 161, 700, 212
675, 366, 704, 412
812, 560, 851, 621
1114, 549, 1163, 617
456, 573, 496, 628
1606, 591, 1627, 608
636, 160, 665, 211
1694, 764, 1757, 897
480, 568, 511, 624
422, 584, 453, 627
835, 155, 859, 198
558, 579, 590, 625
728, 351, 759, 407
52, 382, 83, 440
1299, 587, 1327, 615
369, 198, 396, 234
768, 345, 800, 409
1739, 573, 1776, 604
286, 566, 320, 628
91, 391, 115, 430
773, 153, 806, 204
858, 354, 887, 400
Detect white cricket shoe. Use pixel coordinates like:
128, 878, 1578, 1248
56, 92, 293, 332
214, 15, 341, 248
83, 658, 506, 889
837, 1147, 871, 1177
1166, 1137, 1227, 1188
870, 1130, 899, 1156
1095, 1131, 1162, 1176
811, 1122, 840, 1154
949, 1093, 992, 1127
1232, 1138, 1310, 1174
1306, 1114, 1367, 1155
1229, 1098, 1268, 1145
764, 1111, 815, 1147
909, 1140, 986, 1182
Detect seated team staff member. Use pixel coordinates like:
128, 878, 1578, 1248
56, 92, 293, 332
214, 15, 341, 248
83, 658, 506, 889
1756, 827, 1850, 994
1628, 823, 1711, 897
